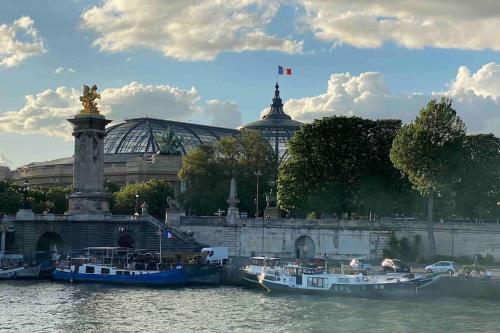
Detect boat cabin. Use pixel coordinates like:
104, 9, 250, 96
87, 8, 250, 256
249, 257, 280, 267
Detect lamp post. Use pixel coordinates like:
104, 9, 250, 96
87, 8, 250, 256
134, 193, 139, 216
254, 170, 262, 218
65, 195, 69, 212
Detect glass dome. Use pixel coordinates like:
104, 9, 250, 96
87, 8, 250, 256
104, 118, 239, 155
242, 83, 303, 162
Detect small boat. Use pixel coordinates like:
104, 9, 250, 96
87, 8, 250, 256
242, 257, 281, 286
15, 264, 42, 278
0, 253, 41, 279
259, 264, 430, 297
53, 247, 187, 286
0, 267, 25, 279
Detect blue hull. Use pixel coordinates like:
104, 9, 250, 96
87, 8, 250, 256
52, 269, 187, 286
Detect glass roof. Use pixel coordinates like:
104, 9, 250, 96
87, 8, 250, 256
104, 118, 239, 155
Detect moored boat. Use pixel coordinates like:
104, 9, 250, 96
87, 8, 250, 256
15, 263, 41, 278
259, 264, 430, 297
0, 267, 25, 279
0, 253, 41, 279
53, 247, 187, 286
241, 257, 281, 286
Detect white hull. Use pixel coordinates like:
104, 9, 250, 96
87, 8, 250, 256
0, 267, 25, 279
16, 264, 41, 278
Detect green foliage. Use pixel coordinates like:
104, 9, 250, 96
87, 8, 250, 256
382, 234, 421, 261
179, 130, 276, 216
45, 187, 72, 214
112, 179, 175, 219
453, 134, 500, 218
0, 183, 74, 215
278, 116, 421, 217
105, 181, 122, 211
155, 130, 183, 155
390, 98, 466, 197
0, 181, 22, 214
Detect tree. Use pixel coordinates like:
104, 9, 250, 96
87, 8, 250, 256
112, 179, 175, 219
278, 116, 420, 218
454, 134, 500, 219
179, 130, 276, 216
0, 182, 22, 214
390, 98, 466, 256
45, 187, 72, 214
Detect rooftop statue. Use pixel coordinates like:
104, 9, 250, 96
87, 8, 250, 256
79, 84, 101, 115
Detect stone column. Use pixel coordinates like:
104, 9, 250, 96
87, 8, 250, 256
227, 177, 240, 224
66, 86, 112, 215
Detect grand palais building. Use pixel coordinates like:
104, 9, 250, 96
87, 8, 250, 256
1, 83, 302, 190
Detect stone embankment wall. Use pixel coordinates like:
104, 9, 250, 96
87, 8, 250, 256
178, 217, 500, 261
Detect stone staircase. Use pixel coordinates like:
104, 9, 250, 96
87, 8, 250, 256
145, 216, 205, 252
374, 231, 392, 258
223, 226, 240, 257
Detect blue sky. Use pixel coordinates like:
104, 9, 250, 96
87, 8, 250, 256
1, 0, 499, 167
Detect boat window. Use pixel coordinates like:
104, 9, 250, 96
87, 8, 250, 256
101, 268, 110, 275
85, 266, 95, 274
123, 271, 130, 275
307, 277, 325, 288
116, 271, 123, 275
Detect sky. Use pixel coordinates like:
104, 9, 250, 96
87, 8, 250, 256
0, 0, 499, 168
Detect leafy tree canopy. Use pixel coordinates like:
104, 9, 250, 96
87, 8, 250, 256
112, 179, 175, 219
390, 98, 466, 197
179, 130, 276, 216
454, 134, 500, 218
278, 116, 421, 217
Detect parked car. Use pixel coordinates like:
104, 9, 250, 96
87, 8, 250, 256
425, 261, 457, 275
349, 258, 372, 270
381, 259, 411, 273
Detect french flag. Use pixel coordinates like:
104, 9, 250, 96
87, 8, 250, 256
278, 65, 292, 75
162, 229, 173, 239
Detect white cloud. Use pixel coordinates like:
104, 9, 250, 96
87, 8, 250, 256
283, 62, 500, 136
101, 82, 202, 121
0, 87, 80, 138
0, 82, 242, 139
0, 16, 47, 68
299, 0, 500, 51
205, 100, 242, 128
54, 66, 76, 74
81, 0, 303, 61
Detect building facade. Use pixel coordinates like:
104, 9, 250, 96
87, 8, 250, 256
8, 117, 239, 187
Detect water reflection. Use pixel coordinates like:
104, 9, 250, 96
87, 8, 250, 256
1, 281, 499, 332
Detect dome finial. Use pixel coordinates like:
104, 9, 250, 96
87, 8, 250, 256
274, 82, 280, 98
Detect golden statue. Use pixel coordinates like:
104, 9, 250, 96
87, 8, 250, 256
79, 84, 101, 114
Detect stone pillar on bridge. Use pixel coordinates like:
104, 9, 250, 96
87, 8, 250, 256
226, 177, 240, 224
66, 85, 112, 216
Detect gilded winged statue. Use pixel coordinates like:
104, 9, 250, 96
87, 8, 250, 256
79, 84, 101, 114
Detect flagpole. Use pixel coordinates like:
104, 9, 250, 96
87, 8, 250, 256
159, 226, 162, 265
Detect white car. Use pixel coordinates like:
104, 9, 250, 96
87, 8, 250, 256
425, 261, 457, 275
349, 258, 372, 270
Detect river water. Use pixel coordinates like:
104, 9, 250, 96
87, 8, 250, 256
1, 281, 499, 332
